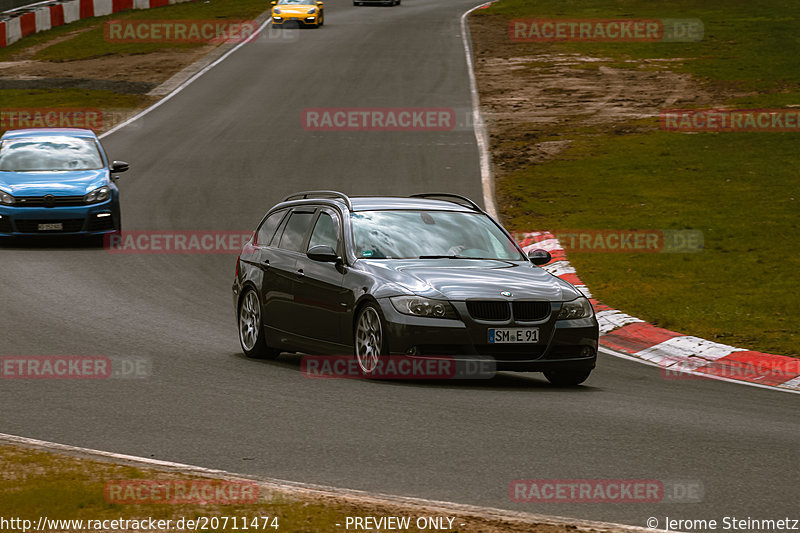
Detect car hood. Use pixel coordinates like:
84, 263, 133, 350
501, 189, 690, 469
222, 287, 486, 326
363, 259, 583, 301
274, 5, 316, 13
0, 169, 108, 196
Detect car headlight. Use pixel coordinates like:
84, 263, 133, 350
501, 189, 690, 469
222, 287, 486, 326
84, 186, 110, 204
273, 7, 280, 13
0, 190, 14, 205
390, 296, 457, 319
307, 7, 316, 13
557, 297, 594, 320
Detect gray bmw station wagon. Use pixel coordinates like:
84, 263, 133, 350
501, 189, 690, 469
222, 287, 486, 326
233, 191, 599, 385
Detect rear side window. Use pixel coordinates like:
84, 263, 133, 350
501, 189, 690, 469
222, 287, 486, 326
256, 210, 286, 246
308, 212, 339, 251
277, 211, 315, 252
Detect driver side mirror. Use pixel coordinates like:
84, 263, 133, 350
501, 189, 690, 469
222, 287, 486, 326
111, 161, 129, 173
527, 248, 552, 266
307, 245, 339, 263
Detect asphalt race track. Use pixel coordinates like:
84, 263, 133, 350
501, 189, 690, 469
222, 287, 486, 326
1, 0, 798, 527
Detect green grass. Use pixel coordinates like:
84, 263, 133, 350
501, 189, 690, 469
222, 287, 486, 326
0, 89, 145, 109
473, 0, 800, 356
503, 129, 799, 355
0, 445, 349, 531
0, 0, 270, 62
0, 0, 270, 132
0, 445, 511, 533
478, 0, 800, 92
0, 90, 150, 134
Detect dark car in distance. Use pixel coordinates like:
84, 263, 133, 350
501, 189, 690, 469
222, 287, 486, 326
233, 191, 599, 385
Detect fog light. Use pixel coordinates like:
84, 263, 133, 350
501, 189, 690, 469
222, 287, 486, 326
581, 346, 594, 358
96, 213, 111, 218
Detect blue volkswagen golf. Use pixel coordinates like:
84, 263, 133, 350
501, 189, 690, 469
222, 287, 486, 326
0, 128, 128, 241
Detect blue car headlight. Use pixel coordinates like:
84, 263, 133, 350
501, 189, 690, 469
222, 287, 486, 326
84, 186, 111, 204
0, 190, 14, 205
273, 7, 281, 13
390, 295, 457, 319
557, 297, 594, 320
307, 7, 316, 13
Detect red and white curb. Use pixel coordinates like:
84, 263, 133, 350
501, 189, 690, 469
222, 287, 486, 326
0, 0, 196, 48
517, 231, 800, 392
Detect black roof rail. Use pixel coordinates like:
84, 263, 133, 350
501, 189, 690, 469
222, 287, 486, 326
282, 190, 353, 210
409, 193, 483, 212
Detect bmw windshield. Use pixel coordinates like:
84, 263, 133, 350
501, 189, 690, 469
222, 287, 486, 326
0, 137, 104, 172
351, 210, 526, 260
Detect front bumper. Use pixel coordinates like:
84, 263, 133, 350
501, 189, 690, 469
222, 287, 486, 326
272, 13, 319, 25
0, 200, 120, 236
377, 298, 598, 372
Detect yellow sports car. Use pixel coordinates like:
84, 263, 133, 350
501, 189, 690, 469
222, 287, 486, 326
271, 0, 324, 28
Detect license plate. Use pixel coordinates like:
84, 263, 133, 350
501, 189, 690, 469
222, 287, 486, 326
489, 328, 539, 343
38, 223, 63, 231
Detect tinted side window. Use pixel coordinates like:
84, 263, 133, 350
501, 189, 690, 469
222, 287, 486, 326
278, 211, 315, 252
256, 210, 286, 246
308, 212, 339, 251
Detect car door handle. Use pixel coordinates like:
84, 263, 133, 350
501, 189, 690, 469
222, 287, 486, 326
296, 268, 305, 278
261, 259, 270, 268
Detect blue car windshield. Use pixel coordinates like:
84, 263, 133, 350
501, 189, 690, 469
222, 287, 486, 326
351, 210, 525, 260
277, 0, 311, 4
0, 137, 104, 172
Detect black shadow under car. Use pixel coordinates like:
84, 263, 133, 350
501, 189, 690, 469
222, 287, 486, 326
232, 191, 598, 385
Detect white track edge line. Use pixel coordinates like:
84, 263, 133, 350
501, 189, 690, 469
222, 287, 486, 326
99, 17, 273, 139
0, 432, 665, 533
461, 1, 497, 218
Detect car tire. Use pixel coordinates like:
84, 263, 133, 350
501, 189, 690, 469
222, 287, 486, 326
317, 13, 323, 26
543, 368, 592, 386
238, 288, 280, 359
354, 302, 387, 377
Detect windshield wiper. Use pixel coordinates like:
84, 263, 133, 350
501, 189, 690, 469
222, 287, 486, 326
418, 255, 467, 259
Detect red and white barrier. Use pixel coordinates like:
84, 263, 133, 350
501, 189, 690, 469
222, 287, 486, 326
518, 231, 800, 391
1, 0, 196, 47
